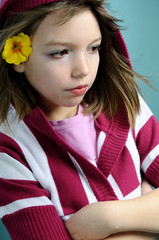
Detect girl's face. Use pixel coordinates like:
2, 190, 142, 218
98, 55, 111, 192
18, 9, 102, 120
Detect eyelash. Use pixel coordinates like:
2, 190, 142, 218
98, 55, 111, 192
88, 45, 102, 53
49, 49, 69, 58
48, 45, 101, 59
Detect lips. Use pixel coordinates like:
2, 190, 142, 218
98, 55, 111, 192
68, 85, 88, 96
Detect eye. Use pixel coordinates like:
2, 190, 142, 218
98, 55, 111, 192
48, 49, 69, 58
88, 45, 101, 54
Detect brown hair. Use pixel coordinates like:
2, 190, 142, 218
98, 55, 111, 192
0, 0, 151, 126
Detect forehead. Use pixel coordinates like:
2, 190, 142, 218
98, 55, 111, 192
31, 9, 101, 45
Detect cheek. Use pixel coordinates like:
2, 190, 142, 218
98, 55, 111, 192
26, 66, 65, 93
91, 56, 100, 76
91, 53, 100, 67
25, 59, 49, 82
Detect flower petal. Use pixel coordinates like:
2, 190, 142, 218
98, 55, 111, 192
3, 39, 13, 54
12, 36, 22, 42
21, 46, 32, 57
5, 53, 19, 64
2, 32, 32, 65
2, 48, 13, 59
18, 33, 25, 38
21, 35, 31, 46
18, 52, 27, 62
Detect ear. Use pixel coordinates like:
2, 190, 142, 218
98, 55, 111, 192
13, 63, 25, 73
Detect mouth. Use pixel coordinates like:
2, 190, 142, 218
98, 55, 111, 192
68, 85, 88, 96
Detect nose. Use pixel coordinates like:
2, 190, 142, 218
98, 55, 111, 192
71, 53, 90, 79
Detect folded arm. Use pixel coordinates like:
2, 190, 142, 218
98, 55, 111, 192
103, 232, 158, 240
65, 188, 159, 240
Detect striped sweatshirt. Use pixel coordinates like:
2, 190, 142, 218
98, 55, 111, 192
0, 95, 159, 240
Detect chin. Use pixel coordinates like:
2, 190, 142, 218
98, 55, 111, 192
64, 97, 84, 107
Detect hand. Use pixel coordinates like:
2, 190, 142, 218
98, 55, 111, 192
65, 202, 118, 240
141, 178, 153, 195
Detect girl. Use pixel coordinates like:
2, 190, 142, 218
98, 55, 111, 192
0, 0, 159, 239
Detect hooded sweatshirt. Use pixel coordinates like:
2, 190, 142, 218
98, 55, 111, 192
0, 1, 159, 240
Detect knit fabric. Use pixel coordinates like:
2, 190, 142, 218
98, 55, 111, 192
0, 0, 62, 21
0, 2, 158, 239
0, 95, 159, 239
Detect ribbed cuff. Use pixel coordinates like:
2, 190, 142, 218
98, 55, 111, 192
2, 205, 71, 240
146, 157, 159, 187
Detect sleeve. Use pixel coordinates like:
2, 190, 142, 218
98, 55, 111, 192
0, 133, 71, 240
134, 95, 159, 187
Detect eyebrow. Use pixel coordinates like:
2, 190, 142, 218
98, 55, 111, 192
43, 37, 102, 47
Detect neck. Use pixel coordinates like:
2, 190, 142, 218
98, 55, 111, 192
40, 104, 79, 121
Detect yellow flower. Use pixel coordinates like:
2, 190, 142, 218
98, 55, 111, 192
2, 33, 32, 65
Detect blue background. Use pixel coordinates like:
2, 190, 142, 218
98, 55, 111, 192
0, 0, 159, 239
108, 0, 159, 120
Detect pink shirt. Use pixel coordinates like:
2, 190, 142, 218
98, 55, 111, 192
50, 105, 98, 166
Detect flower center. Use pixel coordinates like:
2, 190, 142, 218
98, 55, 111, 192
12, 41, 22, 53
